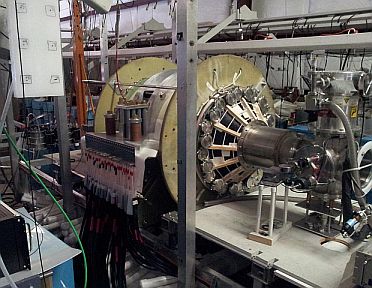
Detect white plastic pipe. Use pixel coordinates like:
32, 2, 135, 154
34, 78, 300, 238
140, 276, 177, 288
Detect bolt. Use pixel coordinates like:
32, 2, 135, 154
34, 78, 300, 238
189, 40, 195, 46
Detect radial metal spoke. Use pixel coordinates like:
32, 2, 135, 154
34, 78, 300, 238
209, 144, 237, 151
240, 98, 257, 120
213, 157, 239, 169
213, 122, 241, 138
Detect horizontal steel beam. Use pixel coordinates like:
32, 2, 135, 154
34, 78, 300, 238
198, 32, 372, 54
62, 44, 173, 58
63, 32, 372, 59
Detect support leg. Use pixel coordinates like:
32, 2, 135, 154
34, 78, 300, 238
54, 96, 73, 217
269, 186, 277, 237
283, 185, 289, 225
256, 184, 263, 233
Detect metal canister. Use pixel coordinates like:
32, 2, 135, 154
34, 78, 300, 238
104, 111, 116, 135
130, 114, 142, 142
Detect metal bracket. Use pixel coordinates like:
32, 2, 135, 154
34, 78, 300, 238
198, 5, 257, 44
0, 82, 14, 135
109, 19, 165, 51
249, 257, 277, 286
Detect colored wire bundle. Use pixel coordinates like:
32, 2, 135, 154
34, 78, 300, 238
80, 185, 176, 288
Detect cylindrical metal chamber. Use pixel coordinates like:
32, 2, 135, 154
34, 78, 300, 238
237, 123, 299, 169
96, 55, 275, 202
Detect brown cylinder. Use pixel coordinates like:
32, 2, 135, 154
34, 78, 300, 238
130, 114, 142, 142
104, 111, 116, 135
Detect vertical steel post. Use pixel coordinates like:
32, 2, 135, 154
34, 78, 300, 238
268, 186, 277, 237
100, 15, 109, 83
256, 184, 263, 233
6, 101, 20, 200
177, 0, 198, 287
283, 185, 289, 225
54, 96, 74, 217
171, 1, 177, 63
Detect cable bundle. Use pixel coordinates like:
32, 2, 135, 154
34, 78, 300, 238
78, 186, 176, 288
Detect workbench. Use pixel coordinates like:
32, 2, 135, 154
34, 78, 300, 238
195, 186, 370, 288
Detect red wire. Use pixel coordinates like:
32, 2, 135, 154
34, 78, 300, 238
321, 28, 358, 36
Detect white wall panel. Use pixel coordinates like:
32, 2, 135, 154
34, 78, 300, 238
252, 0, 372, 18
308, 0, 372, 13
60, 0, 231, 35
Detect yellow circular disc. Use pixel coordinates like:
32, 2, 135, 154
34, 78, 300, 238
94, 57, 176, 132
161, 55, 274, 202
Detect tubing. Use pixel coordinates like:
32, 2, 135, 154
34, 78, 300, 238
0, 253, 18, 288
327, 101, 367, 209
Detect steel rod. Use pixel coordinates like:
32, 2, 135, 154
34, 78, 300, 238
256, 185, 264, 233
269, 186, 277, 237
284, 185, 289, 225
177, 0, 198, 287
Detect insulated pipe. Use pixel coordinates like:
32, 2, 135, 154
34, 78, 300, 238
326, 101, 367, 210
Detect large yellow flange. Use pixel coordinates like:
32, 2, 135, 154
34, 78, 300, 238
160, 55, 274, 201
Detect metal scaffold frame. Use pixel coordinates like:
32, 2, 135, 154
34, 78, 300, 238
176, 0, 198, 286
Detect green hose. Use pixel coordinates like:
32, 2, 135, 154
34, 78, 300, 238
4, 128, 88, 288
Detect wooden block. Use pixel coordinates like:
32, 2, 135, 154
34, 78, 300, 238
248, 222, 292, 246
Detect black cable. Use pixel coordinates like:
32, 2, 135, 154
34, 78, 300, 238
339, 51, 344, 70
299, 52, 302, 92
286, 53, 290, 87
281, 53, 285, 89
0, 63, 9, 71
342, 49, 351, 71
324, 51, 329, 70
361, 49, 366, 70
360, 98, 366, 146
14, 2, 47, 286
265, 53, 271, 84
291, 54, 296, 87
0, 30, 8, 39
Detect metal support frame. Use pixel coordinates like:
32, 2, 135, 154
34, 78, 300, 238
171, 1, 177, 63
0, 82, 21, 199
249, 185, 291, 246
54, 96, 74, 217
255, 185, 263, 233
110, 19, 165, 51
63, 32, 372, 59
283, 185, 289, 225
100, 15, 109, 82
6, 100, 21, 200
198, 32, 372, 53
0, 83, 14, 136
268, 187, 277, 237
177, 0, 198, 286
197, 5, 257, 44
72, 0, 87, 128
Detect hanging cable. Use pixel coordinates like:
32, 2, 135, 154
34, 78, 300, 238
3, 128, 88, 288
